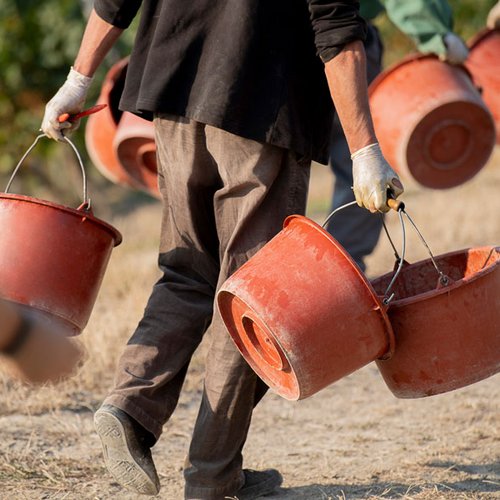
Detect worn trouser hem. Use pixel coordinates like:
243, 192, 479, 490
103, 394, 164, 441
184, 472, 244, 500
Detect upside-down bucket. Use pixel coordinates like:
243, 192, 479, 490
466, 28, 500, 143
217, 215, 395, 400
369, 55, 496, 189
0, 135, 122, 336
372, 246, 500, 398
114, 111, 159, 196
85, 58, 159, 198
85, 58, 136, 188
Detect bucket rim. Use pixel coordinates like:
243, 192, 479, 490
114, 112, 156, 142
85, 110, 144, 190
368, 53, 473, 98
283, 214, 396, 359
0, 193, 122, 246
101, 57, 129, 120
371, 245, 499, 308
467, 27, 500, 50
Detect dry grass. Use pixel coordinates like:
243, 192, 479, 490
0, 148, 498, 498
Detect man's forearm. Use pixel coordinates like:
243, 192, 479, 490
324, 40, 377, 154
74, 9, 124, 77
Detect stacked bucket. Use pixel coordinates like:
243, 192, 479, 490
85, 58, 160, 198
217, 213, 500, 401
76, 33, 499, 399
369, 30, 499, 189
217, 29, 500, 401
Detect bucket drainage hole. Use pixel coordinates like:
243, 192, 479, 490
242, 316, 286, 371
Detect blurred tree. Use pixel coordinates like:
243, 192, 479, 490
0, 0, 495, 205
0, 1, 85, 188
0, 0, 135, 206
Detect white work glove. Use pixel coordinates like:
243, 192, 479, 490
440, 33, 469, 65
352, 143, 404, 213
41, 67, 93, 141
487, 1, 500, 29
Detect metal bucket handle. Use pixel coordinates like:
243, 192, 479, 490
5, 133, 91, 211
322, 194, 449, 305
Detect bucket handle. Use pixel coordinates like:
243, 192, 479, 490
322, 195, 449, 305
5, 133, 91, 211
322, 196, 404, 228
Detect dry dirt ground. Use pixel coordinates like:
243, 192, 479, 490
0, 150, 498, 500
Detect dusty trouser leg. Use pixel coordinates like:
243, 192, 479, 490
184, 125, 311, 499
326, 23, 384, 272
103, 116, 227, 440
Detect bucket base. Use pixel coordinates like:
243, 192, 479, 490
218, 292, 299, 400
369, 54, 496, 189
218, 215, 394, 401
406, 101, 495, 189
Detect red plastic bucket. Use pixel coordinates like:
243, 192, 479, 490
372, 246, 500, 398
114, 111, 159, 197
0, 135, 122, 336
217, 215, 395, 400
466, 28, 500, 143
369, 55, 496, 189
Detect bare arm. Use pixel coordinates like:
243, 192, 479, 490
323, 40, 403, 212
41, 9, 124, 140
74, 9, 124, 77
324, 40, 376, 154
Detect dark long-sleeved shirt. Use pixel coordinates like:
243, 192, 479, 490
94, 0, 366, 164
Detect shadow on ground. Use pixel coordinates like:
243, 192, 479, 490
265, 475, 500, 499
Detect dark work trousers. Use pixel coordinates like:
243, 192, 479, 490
103, 114, 311, 499
326, 23, 384, 272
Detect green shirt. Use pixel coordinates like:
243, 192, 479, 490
361, 0, 453, 55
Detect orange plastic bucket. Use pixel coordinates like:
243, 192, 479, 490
85, 58, 139, 189
85, 58, 159, 197
466, 29, 500, 143
369, 55, 496, 189
0, 135, 122, 336
114, 111, 159, 197
372, 247, 500, 398
217, 215, 395, 400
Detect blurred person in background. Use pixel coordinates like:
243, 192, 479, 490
0, 300, 84, 384
487, 1, 500, 28
326, 0, 469, 272
41, 1, 404, 498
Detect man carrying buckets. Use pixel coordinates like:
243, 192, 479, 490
325, 0, 470, 272
41, 1, 404, 498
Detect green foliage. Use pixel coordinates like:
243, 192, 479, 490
0, 0, 496, 202
0, 1, 85, 177
0, 1, 135, 204
377, 0, 497, 66
450, 0, 497, 38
